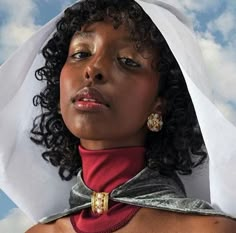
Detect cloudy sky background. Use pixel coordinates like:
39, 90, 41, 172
0, 0, 235, 232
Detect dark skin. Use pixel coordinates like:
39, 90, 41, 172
26, 20, 236, 232
60, 20, 162, 150
26, 209, 236, 233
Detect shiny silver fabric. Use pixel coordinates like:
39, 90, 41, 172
40, 167, 233, 223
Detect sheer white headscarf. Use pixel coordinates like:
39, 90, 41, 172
1, 0, 236, 221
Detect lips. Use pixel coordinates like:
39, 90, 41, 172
72, 87, 109, 111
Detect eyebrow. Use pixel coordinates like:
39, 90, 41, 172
72, 31, 95, 40
72, 31, 134, 43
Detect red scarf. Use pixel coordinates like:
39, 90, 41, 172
70, 146, 145, 233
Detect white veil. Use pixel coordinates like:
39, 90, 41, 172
0, 0, 236, 221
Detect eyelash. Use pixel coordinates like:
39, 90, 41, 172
117, 57, 141, 68
71, 51, 141, 68
71, 51, 91, 59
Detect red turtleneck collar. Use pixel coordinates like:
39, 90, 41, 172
70, 146, 145, 233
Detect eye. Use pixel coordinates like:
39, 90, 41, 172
118, 57, 141, 68
71, 51, 91, 60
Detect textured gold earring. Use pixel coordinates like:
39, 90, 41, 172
147, 113, 163, 132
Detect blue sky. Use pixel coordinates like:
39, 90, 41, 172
0, 192, 16, 219
0, 0, 235, 232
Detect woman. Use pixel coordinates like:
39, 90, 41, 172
1, 0, 236, 232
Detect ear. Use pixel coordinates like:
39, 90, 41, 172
151, 97, 166, 115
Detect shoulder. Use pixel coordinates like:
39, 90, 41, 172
25, 222, 55, 233
189, 215, 236, 233
25, 217, 76, 233
25, 209, 236, 233
116, 208, 236, 233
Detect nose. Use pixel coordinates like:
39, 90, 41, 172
84, 54, 108, 84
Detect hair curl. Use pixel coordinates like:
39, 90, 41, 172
30, 0, 207, 180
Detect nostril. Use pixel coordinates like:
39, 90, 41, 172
95, 73, 103, 81
85, 72, 103, 81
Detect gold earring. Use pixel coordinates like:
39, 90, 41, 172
147, 113, 163, 132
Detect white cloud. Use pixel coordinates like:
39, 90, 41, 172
0, 208, 34, 233
179, 0, 221, 12
0, 0, 40, 62
208, 10, 236, 41
59, 0, 76, 10
197, 31, 236, 123
215, 100, 236, 126
164, 0, 221, 13
164, 0, 236, 124
0, 0, 78, 63
162, 0, 222, 30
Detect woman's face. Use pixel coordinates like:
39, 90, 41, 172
60, 19, 162, 149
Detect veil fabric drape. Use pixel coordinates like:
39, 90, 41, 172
0, 0, 236, 221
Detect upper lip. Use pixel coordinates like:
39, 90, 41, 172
72, 87, 109, 107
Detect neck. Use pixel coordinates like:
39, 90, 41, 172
79, 146, 146, 192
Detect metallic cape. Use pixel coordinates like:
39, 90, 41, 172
40, 167, 233, 223
0, 0, 236, 222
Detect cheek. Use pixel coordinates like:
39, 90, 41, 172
59, 65, 88, 137
60, 65, 80, 105
60, 67, 69, 101
136, 79, 159, 120
117, 75, 159, 126
59, 65, 77, 121
131, 75, 159, 110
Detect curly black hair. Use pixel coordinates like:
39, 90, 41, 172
30, 0, 207, 180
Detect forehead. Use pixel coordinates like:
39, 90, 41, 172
71, 19, 133, 43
